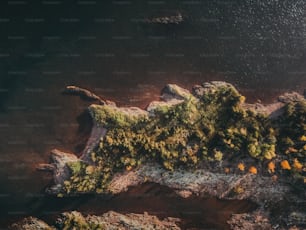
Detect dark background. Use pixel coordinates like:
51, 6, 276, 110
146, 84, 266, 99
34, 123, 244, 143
0, 0, 305, 229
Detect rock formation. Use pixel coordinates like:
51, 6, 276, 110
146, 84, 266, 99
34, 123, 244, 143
31, 81, 306, 229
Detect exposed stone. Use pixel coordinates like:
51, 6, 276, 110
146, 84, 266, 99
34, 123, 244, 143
88, 211, 181, 230
62, 85, 112, 105
10, 217, 55, 230
36, 163, 55, 171
80, 124, 107, 163
42, 149, 79, 194
278, 92, 305, 103
144, 12, 184, 24
147, 84, 195, 116
107, 163, 292, 205
11, 211, 181, 230
227, 211, 272, 230
161, 84, 194, 101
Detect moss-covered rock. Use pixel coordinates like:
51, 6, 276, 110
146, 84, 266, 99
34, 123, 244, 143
46, 82, 305, 195
10, 217, 55, 230
12, 211, 181, 230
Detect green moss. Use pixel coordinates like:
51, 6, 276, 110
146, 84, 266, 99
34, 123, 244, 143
90, 105, 144, 128
67, 161, 83, 175
64, 161, 110, 194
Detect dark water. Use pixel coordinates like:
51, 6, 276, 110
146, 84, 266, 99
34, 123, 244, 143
0, 1, 305, 229
1, 182, 258, 229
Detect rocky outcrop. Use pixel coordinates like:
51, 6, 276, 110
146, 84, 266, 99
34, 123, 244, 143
11, 211, 181, 230
228, 210, 306, 230
242, 91, 305, 118
37, 149, 79, 194
80, 124, 107, 163
144, 12, 184, 25
107, 164, 293, 204
10, 217, 55, 230
36, 82, 306, 229
227, 211, 272, 230
62, 85, 115, 105
56, 211, 180, 230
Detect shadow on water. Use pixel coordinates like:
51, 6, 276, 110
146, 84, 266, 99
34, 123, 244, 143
74, 110, 93, 155
10, 182, 257, 230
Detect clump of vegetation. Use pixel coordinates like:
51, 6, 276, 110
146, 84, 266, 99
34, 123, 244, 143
56, 211, 105, 230
274, 101, 306, 166
63, 161, 110, 194
61, 82, 306, 194
275, 101, 306, 156
273, 101, 306, 183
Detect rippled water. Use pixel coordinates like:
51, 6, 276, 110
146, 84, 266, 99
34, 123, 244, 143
0, 1, 305, 229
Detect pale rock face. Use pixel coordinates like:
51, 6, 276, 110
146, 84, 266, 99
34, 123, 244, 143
107, 163, 292, 204
161, 84, 194, 101
42, 149, 79, 194
278, 92, 305, 103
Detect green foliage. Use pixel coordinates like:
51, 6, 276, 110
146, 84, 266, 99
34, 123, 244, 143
275, 101, 306, 156
67, 161, 83, 175
57, 212, 105, 230
65, 161, 110, 194
58, 211, 90, 230
90, 105, 141, 128
273, 101, 306, 180
218, 112, 277, 160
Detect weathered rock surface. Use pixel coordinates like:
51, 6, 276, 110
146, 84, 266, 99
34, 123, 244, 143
11, 211, 181, 230
83, 211, 180, 230
10, 217, 55, 230
37, 149, 79, 194
227, 211, 272, 230
80, 124, 107, 163
107, 164, 291, 204
62, 85, 114, 105
144, 12, 184, 24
